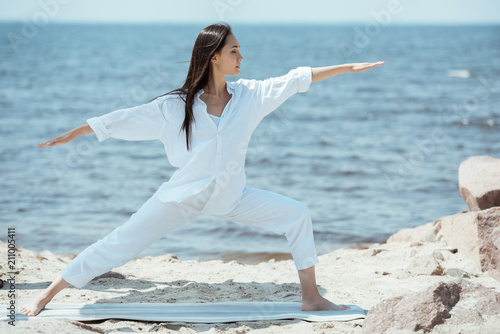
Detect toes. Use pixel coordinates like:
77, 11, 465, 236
21, 308, 34, 316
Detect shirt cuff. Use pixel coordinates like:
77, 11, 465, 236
296, 66, 312, 93
86, 116, 109, 142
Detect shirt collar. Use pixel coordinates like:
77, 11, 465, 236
197, 81, 235, 96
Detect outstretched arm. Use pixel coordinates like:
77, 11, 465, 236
311, 61, 385, 83
38, 124, 93, 148
39, 98, 166, 147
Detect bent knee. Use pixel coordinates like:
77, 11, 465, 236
297, 201, 311, 215
288, 200, 311, 221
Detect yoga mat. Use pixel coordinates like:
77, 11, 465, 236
4, 302, 366, 323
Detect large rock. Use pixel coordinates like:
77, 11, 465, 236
445, 279, 500, 326
387, 221, 437, 243
434, 207, 500, 281
362, 279, 500, 333
387, 207, 500, 281
459, 155, 500, 211
363, 280, 461, 333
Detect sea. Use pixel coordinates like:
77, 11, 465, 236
1, 22, 499, 264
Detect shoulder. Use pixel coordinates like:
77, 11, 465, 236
231, 67, 312, 88
154, 93, 184, 103
141, 94, 184, 122
229, 78, 258, 92
154, 93, 185, 109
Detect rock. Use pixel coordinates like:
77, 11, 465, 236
407, 255, 444, 276
434, 207, 500, 281
363, 279, 500, 333
459, 280, 500, 316
459, 155, 500, 211
431, 251, 445, 261
35, 254, 48, 261
362, 280, 461, 333
371, 249, 387, 256
446, 279, 500, 326
164, 253, 179, 263
387, 222, 437, 243
362, 248, 388, 257
445, 268, 470, 279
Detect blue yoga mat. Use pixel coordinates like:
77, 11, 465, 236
4, 302, 366, 323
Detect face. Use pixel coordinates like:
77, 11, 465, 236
212, 34, 243, 76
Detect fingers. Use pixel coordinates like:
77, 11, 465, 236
359, 61, 385, 71
38, 139, 57, 148
39, 132, 75, 147
38, 141, 51, 148
352, 61, 384, 72
366, 62, 384, 68
365, 61, 384, 68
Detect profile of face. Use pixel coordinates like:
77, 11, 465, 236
211, 34, 243, 76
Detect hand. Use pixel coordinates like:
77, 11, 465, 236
38, 130, 77, 148
349, 61, 385, 73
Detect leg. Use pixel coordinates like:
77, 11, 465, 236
19, 274, 69, 316
298, 265, 350, 311
213, 186, 350, 311
20, 192, 201, 316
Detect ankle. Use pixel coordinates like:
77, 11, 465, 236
302, 293, 323, 303
39, 290, 55, 301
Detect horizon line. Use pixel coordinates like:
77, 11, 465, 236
0, 19, 499, 26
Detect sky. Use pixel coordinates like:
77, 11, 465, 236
0, 0, 499, 25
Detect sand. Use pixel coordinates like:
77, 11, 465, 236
1, 238, 499, 333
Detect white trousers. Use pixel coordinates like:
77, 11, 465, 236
61, 180, 319, 288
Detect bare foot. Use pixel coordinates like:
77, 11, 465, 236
301, 296, 351, 311
19, 294, 52, 316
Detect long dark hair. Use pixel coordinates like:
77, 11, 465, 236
147, 22, 233, 151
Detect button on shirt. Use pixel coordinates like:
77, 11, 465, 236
86, 66, 313, 215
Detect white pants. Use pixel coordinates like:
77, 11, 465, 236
61, 180, 319, 288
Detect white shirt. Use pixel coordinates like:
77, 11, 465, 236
86, 66, 313, 215
208, 113, 221, 127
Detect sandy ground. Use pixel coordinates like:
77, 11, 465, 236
1, 238, 499, 333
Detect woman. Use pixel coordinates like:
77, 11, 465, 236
20, 22, 384, 316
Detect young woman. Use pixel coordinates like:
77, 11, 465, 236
20, 22, 384, 316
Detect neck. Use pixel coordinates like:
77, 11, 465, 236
204, 68, 227, 97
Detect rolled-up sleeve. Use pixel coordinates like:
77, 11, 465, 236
252, 66, 312, 120
86, 98, 166, 142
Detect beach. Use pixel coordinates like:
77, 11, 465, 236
2, 215, 499, 333
2, 23, 499, 262
1, 21, 499, 333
